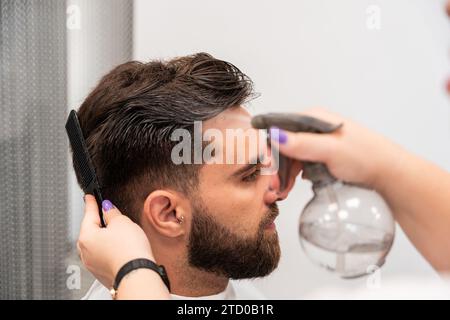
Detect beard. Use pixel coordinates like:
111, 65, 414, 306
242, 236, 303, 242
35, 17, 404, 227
187, 201, 281, 279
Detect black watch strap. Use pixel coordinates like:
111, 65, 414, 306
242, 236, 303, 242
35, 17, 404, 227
113, 258, 171, 293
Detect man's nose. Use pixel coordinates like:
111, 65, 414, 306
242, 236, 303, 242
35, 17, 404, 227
270, 169, 294, 200
265, 172, 288, 202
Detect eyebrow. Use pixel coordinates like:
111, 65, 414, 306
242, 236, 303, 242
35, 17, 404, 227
231, 153, 266, 178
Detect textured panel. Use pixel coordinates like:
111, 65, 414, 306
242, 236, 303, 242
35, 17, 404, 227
0, 0, 69, 299
0, 0, 133, 300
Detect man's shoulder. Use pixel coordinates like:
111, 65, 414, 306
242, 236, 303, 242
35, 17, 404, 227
229, 280, 266, 300
82, 279, 265, 300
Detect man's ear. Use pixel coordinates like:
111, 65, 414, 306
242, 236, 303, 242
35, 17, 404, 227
142, 190, 189, 238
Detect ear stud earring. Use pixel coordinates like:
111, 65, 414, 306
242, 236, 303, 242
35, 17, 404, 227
177, 216, 184, 224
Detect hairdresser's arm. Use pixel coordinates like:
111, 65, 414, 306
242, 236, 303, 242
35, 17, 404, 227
275, 108, 450, 272
78, 195, 170, 300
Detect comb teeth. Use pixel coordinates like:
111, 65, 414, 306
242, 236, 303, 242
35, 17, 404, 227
65, 110, 94, 190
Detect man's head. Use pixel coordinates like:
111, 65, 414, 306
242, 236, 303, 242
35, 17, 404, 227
74, 53, 283, 283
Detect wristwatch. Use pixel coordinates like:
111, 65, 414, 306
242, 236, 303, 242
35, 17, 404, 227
110, 258, 171, 299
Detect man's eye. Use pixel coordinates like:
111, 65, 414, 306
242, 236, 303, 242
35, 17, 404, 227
242, 168, 261, 182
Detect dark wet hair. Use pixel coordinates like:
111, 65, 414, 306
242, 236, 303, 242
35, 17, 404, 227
73, 53, 254, 223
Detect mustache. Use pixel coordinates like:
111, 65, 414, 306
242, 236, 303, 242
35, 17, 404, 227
261, 202, 279, 227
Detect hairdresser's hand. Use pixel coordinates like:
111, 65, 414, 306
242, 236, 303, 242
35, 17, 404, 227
77, 195, 154, 289
271, 108, 450, 271
271, 108, 404, 192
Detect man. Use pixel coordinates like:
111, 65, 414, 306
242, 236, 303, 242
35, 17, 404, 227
73, 53, 297, 299
77, 2, 450, 299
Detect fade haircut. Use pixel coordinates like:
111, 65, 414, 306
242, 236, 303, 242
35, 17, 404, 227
72, 53, 254, 223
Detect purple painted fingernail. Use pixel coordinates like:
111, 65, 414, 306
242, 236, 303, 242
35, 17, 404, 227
269, 127, 288, 144
102, 200, 114, 212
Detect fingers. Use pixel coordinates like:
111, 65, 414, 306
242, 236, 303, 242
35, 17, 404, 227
101, 200, 122, 226
81, 194, 101, 229
80, 196, 123, 229
264, 107, 343, 163
271, 129, 336, 163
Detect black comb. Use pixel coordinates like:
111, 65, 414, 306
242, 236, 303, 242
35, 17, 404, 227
65, 110, 106, 227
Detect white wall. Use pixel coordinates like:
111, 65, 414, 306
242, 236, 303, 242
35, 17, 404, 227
133, 0, 450, 298
67, 0, 133, 242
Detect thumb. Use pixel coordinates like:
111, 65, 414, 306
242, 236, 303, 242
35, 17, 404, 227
101, 199, 123, 226
81, 194, 101, 229
270, 127, 336, 163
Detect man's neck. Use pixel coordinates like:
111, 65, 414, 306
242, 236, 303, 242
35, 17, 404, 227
155, 250, 229, 297
171, 262, 229, 297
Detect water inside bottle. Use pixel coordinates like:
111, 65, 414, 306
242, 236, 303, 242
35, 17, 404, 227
300, 221, 394, 278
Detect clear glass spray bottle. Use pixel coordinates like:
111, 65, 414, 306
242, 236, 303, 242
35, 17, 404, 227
252, 113, 395, 278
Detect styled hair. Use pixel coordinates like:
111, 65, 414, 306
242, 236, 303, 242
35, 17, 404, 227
73, 53, 254, 223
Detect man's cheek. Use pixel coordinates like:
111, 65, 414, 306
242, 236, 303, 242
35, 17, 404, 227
230, 211, 261, 236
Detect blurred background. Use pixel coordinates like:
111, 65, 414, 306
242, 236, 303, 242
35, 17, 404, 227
0, 0, 449, 299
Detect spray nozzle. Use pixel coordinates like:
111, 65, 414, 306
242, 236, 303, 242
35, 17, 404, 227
251, 113, 343, 190
251, 113, 342, 133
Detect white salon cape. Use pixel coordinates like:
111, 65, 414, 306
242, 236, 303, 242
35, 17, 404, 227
82, 279, 266, 300
83, 276, 450, 300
